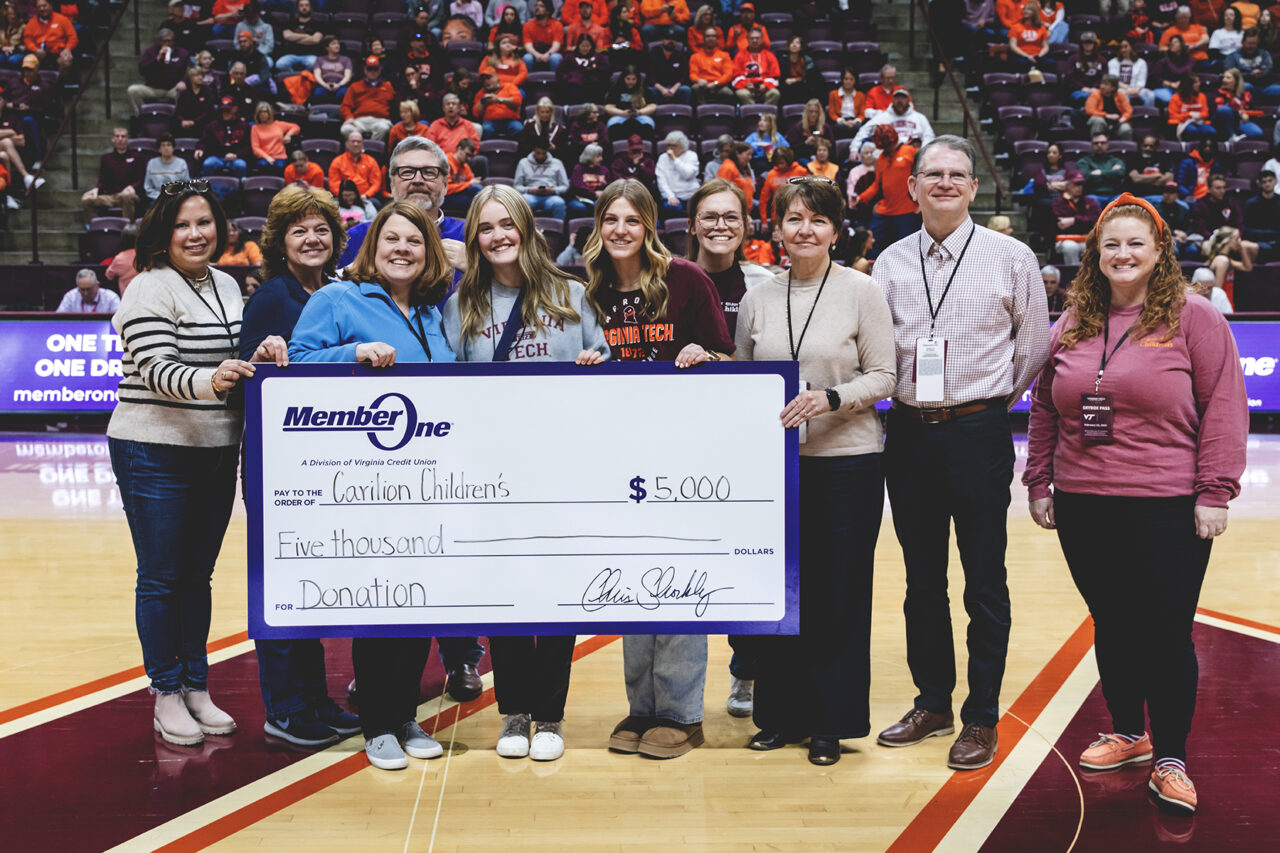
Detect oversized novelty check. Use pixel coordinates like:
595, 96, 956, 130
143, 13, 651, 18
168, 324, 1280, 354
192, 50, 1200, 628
245, 362, 799, 638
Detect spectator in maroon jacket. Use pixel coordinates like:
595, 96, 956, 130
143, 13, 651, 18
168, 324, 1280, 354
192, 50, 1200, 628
1053, 168, 1101, 263
1190, 173, 1249, 242
565, 102, 609, 165
568, 141, 609, 217
176, 65, 216, 135
197, 97, 251, 189
557, 33, 612, 103
7, 53, 55, 154
81, 127, 145, 221
128, 28, 191, 114
609, 133, 656, 193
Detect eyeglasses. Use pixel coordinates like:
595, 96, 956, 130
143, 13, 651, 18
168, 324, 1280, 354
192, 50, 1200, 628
786, 176, 838, 186
161, 179, 211, 195
392, 165, 447, 181
697, 212, 743, 228
916, 170, 973, 185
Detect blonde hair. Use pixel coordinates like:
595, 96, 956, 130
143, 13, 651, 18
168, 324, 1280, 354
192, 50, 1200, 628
757, 112, 779, 142
399, 99, 420, 120
584, 179, 672, 321
1204, 225, 1239, 261
255, 101, 275, 123
259, 185, 346, 282
456, 184, 580, 348
1061, 205, 1186, 347
802, 98, 826, 134
986, 214, 1012, 233
1221, 68, 1246, 97
347, 201, 452, 307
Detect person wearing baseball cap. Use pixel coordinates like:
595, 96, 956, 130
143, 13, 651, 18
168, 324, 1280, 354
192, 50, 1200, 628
1051, 169, 1099, 263
338, 55, 396, 141
1155, 179, 1194, 257
851, 83, 935, 151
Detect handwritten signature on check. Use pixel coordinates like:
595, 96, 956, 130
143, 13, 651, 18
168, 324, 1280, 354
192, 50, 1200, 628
580, 567, 734, 618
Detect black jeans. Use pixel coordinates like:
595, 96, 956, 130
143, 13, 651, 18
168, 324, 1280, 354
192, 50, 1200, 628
489, 635, 576, 721
1054, 491, 1212, 761
753, 454, 884, 739
351, 636, 432, 739
885, 405, 1015, 728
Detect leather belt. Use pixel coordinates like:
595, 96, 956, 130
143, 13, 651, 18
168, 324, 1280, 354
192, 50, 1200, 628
891, 398, 1005, 424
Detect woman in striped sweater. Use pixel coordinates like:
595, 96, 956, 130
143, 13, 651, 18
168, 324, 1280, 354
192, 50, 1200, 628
108, 180, 288, 747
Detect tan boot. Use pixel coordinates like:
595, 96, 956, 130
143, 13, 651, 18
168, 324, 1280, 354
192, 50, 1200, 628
154, 691, 204, 746
182, 688, 237, 735
637, 721, 704, 759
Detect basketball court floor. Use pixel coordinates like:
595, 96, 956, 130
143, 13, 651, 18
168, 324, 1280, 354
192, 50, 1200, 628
1, 430, 1277, 852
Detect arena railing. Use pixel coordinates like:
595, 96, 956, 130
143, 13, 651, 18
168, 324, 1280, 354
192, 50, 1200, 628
911, 0, 1008, 214
25, 0, 135, 263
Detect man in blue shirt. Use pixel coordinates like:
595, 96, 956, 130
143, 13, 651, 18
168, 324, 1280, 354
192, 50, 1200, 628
339, 137, 466, 270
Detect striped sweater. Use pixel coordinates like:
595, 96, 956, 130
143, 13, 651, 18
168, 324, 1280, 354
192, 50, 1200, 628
107, 265, 245, 447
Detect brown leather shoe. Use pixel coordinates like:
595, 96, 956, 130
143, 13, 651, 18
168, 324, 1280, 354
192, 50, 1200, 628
948, 723, 998, 770
877, 708, 956, 747
608, 715, 656, 754
445, 663, 483, 702
637, 721, 705, 759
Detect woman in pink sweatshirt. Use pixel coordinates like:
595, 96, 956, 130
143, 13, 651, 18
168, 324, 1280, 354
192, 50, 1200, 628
1023, 193, 1247, 816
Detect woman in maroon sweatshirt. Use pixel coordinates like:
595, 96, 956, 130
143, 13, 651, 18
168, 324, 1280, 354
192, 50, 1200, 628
1023, 194, 1247, 816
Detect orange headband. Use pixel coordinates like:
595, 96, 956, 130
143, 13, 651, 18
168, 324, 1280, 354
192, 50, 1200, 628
1095, 192, 1165, 240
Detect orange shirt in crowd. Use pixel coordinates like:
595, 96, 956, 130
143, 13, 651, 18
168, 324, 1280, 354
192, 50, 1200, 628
857, 144, 919, 216
328, 151, 384, 198
446, 152, 476, 195
24, 11, 77, 53
717, 158, 754, 209
1168, 92, 1209, 125
828, 87, 866, 122
387, 120, 431, 152
474, 83, 523, 122
478, 55, 529, 90
427, 116, 481, 155
218, 241, 263, 267
340, 79, 397, 120
1231, 2, 1262, 28
284, 160, 325, 187
1011, 24, 1048, 56
689, 47, 734, 86
567, 21, 611, 52
639, 0, 690, 26
807, 159, 839, 180
1085, 88, 1133, 121
562, 0, 609, 29
522, 17, 564, 49
250, 120, 301, 162
688, 25, 722, 52
996, 0, 1033, 29
1159, 23, 1210, 61
759, 161, 808, 225
864, 84, 901, 115
743, 238, 774, 265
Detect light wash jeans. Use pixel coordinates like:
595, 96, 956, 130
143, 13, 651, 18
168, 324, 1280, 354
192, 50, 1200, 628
623, 634, 707, 724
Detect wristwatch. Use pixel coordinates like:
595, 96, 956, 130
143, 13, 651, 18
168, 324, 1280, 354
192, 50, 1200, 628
825, 388, 841, 411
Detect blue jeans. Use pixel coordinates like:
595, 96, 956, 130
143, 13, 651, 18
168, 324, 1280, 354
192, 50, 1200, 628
522, 52, 562, 70
482, 119, 523, 138
647, 84, 692, 105
274, 54, 317, 74
659, 196, 686, 217
523, 192, 566, 219
256, 638, 331, 719
257, 157, 288, 169
640, 25, 685, 43
607, 115, 656, 130
623, 634, 707, 723
869, 212, 921, 259
1152, 87, 1174, 108
1180, 121, 1217, 141
203, 156, 248, 178
1048, 20, 1069, 43
1212, 105, 1264, 139
109, 439, 238, 693
754, 454, 884, 739
566, 198, 595, 218
885, 404, 1015, 729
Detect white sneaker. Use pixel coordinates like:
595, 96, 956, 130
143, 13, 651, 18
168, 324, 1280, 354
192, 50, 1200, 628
400, 721, 443, 759
726, 677, 754, 717
365, 734, 408, 770
530, 721, 564, 761
5, 196, 19, 210
182, 688, 237, 735
23, 174, 33, 189
154, 691, 203, 746
33, 177, 45, 189
496, 713, 531, 757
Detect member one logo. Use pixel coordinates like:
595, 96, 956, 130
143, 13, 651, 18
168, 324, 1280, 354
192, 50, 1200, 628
1240, 356, 1276, 377
281, 392, 451, 451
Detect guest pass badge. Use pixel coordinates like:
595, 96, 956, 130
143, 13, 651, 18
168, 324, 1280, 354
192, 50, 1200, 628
914, 338, 946, 402
1080, 393, 1115, 443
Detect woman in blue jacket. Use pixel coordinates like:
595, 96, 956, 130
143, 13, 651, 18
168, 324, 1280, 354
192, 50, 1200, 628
289, 200, 457, 771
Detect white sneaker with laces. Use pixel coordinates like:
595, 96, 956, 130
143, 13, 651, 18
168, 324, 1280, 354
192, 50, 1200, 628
497, 713, 531, 757
726, 677, 754, 717
530, 721, 564, 761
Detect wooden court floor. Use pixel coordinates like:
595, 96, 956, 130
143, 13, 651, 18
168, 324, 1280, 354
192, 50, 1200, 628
1, 431, 1278, 852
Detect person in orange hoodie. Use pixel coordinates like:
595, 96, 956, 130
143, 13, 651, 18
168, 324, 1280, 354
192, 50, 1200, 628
328, 129, 384, 201
639, 0, 690, 42
284, 149, 325, 188
387, 100, 432, 152
757, 146, 808, 232
24, 0, 76, 73
339, 56, 396, 141
863, 65, 903, 119
717, 142, 755, 211
479, 34, 529, 92
851, 124, 919, 258
995, 0, 1032, 31
1168, 73, 1214, 141
689, 26, 734, 104
1084, 75, 1134, 139
687, 5, 720, 52
474, 72, 523, 138
725, 3, 769, 53
1158, 7, 1210, 62
731, 27, 780, 105
446, 137, 481, 202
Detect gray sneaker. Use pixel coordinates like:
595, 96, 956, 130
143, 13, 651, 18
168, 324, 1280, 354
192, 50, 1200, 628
726, 677, 754, 717
365, 734, 408, 770
496, 713, 531, 758
400, 721, 444, 759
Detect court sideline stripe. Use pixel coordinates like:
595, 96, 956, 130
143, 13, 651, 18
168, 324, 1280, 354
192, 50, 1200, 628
886, 605, 1280, 852
152, 634, 620, 852
0, 631, 249, 727
885, 616, 1096, 853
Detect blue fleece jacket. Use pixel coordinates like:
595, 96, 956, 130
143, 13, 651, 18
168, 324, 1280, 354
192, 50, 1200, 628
239, 273, 322, 360
288, 279, 456, 363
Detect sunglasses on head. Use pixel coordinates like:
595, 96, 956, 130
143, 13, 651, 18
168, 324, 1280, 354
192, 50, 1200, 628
161, 179, 211, 196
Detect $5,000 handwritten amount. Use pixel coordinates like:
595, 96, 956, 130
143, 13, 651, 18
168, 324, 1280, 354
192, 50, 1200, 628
628, 475, 732, 503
